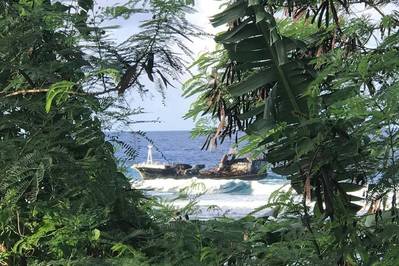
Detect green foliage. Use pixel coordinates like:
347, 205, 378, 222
2, 0, 399, 265
45, 81, 75, 112
94, 0, 201, 96
184, 0, 399, 264
0, 0, 197, 264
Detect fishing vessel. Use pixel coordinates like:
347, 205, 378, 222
132, 145, 266, 180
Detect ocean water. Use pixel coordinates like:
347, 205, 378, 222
110, 131, 288, 219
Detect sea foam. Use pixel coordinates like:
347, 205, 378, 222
132, 177, 289, 219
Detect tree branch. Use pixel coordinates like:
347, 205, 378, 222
2, 89, 85, 98
2, 89, 49, 97
18, 69, 36, 87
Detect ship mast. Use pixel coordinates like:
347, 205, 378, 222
146, 144, 153, 164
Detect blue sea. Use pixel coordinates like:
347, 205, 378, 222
111, 131, 288, 219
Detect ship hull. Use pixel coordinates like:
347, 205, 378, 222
134, 167, 266, 181
132, 158, 267, 181
133, 167, 177, 179
196, 173, 266, 181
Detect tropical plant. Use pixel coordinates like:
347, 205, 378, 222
185, 0, 399, 264
0, 0, 198, 264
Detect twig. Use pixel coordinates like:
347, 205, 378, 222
18, 69, 36, 87
302, 197, 323, 260
16, 210, 22, 236
363, 0, 386, 18
2, 89, 49, 97
89, 87, 119, 96
2, 89, 86, 98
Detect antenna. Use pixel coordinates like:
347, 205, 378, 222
146, 144, 153, 164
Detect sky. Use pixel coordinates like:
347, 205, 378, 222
96, 1, 389, 132
130, 1, 223, 131
97, 0, 225, 132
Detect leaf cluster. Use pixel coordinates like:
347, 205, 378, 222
184, 0, 399, 264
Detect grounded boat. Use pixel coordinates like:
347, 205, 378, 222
132, 145, 266, 180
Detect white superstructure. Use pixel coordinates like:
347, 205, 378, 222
146, 144, 153, 164
132, 145, 170, 169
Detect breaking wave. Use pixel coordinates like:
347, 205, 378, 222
131, 176, 287, 195
128, 169, 289, 219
